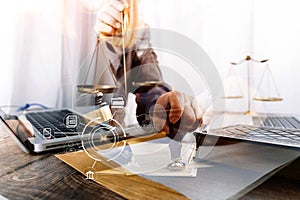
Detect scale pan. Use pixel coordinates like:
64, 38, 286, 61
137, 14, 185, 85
253, 97, 283, 102
224, 95, 244, 99
77, 85, 117, 94
132, 81, 164, 87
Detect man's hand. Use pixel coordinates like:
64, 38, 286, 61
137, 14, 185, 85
94, 0, 125, 36
152, 91, 204, 139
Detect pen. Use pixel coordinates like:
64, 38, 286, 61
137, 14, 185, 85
191, 124, 208, 163
188, 145, 196, 164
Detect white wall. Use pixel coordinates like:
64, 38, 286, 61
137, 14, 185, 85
0, 3, 15, 106
1, 0, 300, 114
141, 0, 300, 115
252, 0, 300, 114
0, 1, 63, 108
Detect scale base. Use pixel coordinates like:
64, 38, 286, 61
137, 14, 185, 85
244, 110, 254, 115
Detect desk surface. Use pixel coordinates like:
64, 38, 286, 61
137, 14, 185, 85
0, 122, 125, 200
0, 121, 299, 200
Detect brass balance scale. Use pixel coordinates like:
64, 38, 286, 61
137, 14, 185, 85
77, 2, 162, 102
225, 55, 283, 115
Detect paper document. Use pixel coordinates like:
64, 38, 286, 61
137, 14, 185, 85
98, 137, 210, 177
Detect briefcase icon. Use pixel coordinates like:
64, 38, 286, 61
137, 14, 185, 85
111, 97, 125, 109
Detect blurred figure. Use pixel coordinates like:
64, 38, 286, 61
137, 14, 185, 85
94, 0, 205, 139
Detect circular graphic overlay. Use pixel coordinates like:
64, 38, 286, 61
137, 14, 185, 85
74, 28, 225, 174
81, 118, 129, 169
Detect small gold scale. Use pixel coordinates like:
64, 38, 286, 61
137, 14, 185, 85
224, 55, 283, 115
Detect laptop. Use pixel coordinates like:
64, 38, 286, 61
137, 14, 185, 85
0, 107, 153, 154
0, 108, 100, 153
195, 113, 300, 148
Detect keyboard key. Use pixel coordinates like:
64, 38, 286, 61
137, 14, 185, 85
290, 117, 300, 129
53, 132, 67, 138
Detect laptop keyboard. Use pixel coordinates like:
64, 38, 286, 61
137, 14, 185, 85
25, 109, 155, 141
26, 109, 93, 139
201, 125, 300, 148
253, 116, 300, 129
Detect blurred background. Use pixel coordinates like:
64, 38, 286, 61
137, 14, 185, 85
0, 0, 299, 114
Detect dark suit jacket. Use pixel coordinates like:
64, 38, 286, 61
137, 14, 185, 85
104, 29, 171, 125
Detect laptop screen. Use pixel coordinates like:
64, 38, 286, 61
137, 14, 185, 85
0, 114, 31, 153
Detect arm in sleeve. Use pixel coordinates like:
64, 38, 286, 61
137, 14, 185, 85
128, 29, 172, 125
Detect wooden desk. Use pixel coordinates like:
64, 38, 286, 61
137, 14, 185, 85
0, 122, 125, 200
0, 122, 299, 200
